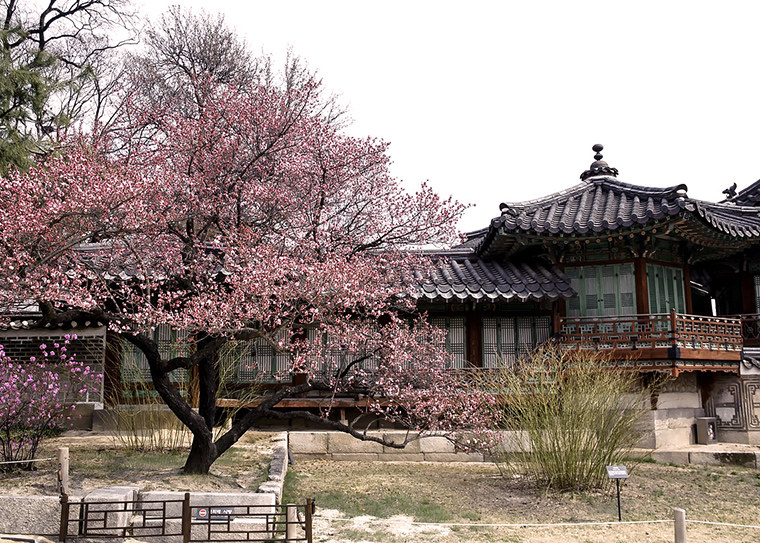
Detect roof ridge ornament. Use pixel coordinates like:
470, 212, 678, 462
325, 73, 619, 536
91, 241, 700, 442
580, 143, 619, 181
723, 182, 737, 200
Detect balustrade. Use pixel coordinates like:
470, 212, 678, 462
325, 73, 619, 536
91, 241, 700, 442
559, 310, 743, 362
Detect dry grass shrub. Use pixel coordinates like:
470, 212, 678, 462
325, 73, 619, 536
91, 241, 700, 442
476, 345, 653, 492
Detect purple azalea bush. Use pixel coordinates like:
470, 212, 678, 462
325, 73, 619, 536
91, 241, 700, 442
0, 334, 101, 470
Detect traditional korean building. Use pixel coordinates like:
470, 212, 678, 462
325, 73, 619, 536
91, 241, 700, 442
4, 144, 760, 445
418, 144, 760, 446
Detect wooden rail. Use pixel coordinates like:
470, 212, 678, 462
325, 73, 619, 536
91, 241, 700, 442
559, 310, 743, 362
732, 313, 760, 347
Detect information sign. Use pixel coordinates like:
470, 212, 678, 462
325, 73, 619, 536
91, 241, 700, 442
195, 507, 235, 521
606, 465, 629, 479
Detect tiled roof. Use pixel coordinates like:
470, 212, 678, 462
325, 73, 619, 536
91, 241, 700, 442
473, 175, 760, 257
727, 179, 760, 206
493, 177, 690, 235
693, 201, 760, 238
414, 253, 575, 302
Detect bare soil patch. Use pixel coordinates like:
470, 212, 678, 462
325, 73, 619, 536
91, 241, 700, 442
0, 430, 278, 496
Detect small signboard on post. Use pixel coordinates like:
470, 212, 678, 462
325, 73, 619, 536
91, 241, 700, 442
195, 507, 235, 522
606, 465, 629, 479
606, 465, 629, 521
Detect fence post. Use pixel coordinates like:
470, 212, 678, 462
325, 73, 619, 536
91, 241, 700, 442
674, 508, 686, 543
306, 498, 314, 543
182, 492, 191, 543
286, 504, 297, 541
59, 493, 69, 543
58, 447, 69, 496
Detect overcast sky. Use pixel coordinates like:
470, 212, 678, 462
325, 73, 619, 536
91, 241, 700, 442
137, 0, 760, 233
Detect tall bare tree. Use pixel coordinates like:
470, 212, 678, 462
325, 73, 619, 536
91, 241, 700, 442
0, 0, 137, 173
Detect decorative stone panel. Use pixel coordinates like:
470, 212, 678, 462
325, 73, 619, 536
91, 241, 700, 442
747, 379, 760, 429
707, 376, 760, 433
707, 376, 744, 429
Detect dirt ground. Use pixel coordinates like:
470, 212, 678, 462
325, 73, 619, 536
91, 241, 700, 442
286, 460, 760, 543
0, 430, 278, 496
2, 432, 759, 542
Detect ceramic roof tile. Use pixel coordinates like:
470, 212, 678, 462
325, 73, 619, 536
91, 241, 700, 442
415, 256, 575, 302
494, 178, 691, 237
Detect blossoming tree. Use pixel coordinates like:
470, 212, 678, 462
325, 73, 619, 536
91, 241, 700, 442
0, 335, 100, 469
0, 74, 494, 473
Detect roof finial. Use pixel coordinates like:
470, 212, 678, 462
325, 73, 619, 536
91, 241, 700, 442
580, 143, 619, 181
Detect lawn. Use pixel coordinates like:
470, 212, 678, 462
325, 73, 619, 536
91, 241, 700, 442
282, 459, 760, 543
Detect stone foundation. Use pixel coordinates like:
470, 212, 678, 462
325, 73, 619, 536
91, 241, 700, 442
288, 431, 483, 462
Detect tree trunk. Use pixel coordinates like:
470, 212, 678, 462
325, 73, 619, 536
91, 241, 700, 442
196, 346, 217, 430
183, 431, 217, 474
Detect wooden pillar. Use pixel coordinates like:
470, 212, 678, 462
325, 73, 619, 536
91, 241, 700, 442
466, 313, 482, 368
741, 272, 756, 314
683, 265, 693, 314
634, 257, 650, 315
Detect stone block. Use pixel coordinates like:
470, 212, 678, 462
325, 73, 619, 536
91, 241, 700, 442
0, 495, 81, 537
83, 485, 140, 536
381, 432, 421, 453
139, 491, 275, 519
688, 451, 757, 468
261, 432, 288, 503
288, 432, 328, 455
418, 436, 455, 454
66, 402, 97, 430
654, 427, 694, 449
424, 452, 484, 462
134, 516, 269, 543
291, 453, 329, 461
330, 453, 380, 461
327, 432, 384, 454
498, 431, 531, 453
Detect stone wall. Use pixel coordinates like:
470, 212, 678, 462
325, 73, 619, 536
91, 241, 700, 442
0, 327, 106, 405
289, 431, 484, 462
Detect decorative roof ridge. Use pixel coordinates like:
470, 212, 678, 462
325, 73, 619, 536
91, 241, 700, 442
498, 177, 690, 214
416, 247, 476, 257
580, 144, 618, 181
693, 198, 760, 213
463, 227, 489, 239
724, 178, 760, 205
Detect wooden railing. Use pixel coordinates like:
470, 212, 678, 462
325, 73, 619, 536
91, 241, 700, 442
559, 310, 743, 362
732, 313, 760, 347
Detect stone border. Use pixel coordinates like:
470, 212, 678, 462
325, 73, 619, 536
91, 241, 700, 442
648, 449, 760, 468
256, 432, 288, 502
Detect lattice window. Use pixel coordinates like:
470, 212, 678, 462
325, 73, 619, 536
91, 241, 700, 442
566, 263, 636, 317
120, 325, 190, 384
306, 326, 381, 378
221, 332, 291, 384
482, 316, 551, 368
430, 317, 466, 369
647, 264, 686, 314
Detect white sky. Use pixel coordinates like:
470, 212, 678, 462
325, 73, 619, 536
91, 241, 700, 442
137, 0, 760, 233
